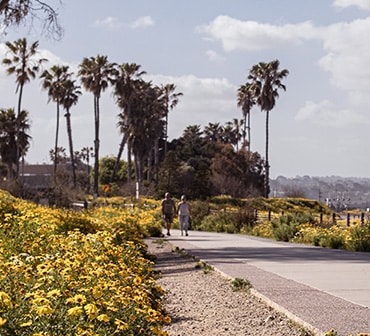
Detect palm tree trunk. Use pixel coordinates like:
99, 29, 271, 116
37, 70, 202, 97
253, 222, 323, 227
15, 83, 23, 179
154, 138, 159, 186
164, 112, 168, 155
65, 110, 76, 188
147, 146, 153, 182
93, 95, 100, 198
264, 110, 270, 198
111, 133, 128, 182
134, 154, 140, 183
243, 111, 247, 149
54, 101, 60, 184
127, 141, 132, 183
247, 109, 251, 152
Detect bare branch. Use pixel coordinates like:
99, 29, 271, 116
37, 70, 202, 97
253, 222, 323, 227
0, 0, 64, 40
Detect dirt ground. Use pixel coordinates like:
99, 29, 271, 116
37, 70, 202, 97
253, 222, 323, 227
146, 238, 314, 336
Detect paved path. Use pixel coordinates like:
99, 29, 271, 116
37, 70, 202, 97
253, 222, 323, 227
164, 229, 370, 336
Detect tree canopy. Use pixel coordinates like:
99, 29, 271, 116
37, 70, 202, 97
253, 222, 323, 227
0, 0, 63, 39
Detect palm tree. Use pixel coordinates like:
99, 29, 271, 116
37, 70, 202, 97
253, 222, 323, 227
132, 82, 165, 183
204, 122, 223, 143
80, 146, 94, 192
112, 63, 146, 183
78, 55, 116, 197
237, 82, 255, 151
60, 78, 81, 188
40, 65, 70, 183
0, 108, 31, 180
248, 59, 289, 198
161, 83, 183, 155
2, 38, 47, 178
224, 118, 244, 150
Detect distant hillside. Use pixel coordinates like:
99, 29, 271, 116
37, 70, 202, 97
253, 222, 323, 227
270, 176, 370, 210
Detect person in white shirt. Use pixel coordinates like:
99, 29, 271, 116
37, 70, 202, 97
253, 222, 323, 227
177, 195, 191, 236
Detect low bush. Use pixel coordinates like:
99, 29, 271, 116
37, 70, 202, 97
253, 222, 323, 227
271, 213, 316, 242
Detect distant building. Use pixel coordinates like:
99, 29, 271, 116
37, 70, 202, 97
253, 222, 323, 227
19, 164, 53, 190
19, 161, 90, 190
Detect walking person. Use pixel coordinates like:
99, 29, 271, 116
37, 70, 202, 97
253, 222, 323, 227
177, 195, 191, 236
161, 192, 176, 236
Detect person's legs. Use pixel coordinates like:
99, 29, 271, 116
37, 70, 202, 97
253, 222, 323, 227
180, 215, 185, 235
183, 215, 189, 236
165, 214, 172, 235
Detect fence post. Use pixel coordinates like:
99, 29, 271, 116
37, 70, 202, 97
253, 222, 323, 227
320, 212, 323, 225
268, 209, 271, 221
347, 213, 350, 226
332, 212, 336, 224
361, 212, 364, 225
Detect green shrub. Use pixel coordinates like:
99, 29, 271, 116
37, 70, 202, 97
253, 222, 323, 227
317, 234, 345, 249
231, 277, 252, 291
346, 224, 370, 252
272, 213, 316, 242
199, 212, 237, 233
189, 200, 211, 230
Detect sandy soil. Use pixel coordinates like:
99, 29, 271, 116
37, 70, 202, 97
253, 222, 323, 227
146, 238, 313, 336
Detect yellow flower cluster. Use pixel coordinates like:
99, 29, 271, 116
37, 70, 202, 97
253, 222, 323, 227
251, 208, 370, 252
0, 190, 169, 335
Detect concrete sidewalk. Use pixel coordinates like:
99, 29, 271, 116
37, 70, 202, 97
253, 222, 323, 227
164, 229, 370, 336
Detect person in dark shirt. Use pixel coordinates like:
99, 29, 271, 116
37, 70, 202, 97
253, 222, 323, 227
161, 192, 176, 236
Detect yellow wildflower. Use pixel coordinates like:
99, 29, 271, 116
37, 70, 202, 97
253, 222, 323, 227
0, 291, 13, 308
97, 314, 110, 322
19, 320, 33, 327
47, 289, 61, 299
0, 317, 7, 327
84, 303, 98, 317
66, 294, 86, 305
114, 318, 129, 330
133, 276, 142, 285
34, 305, 53, 315
163, 316, 172, 324
67, 306, 83, 317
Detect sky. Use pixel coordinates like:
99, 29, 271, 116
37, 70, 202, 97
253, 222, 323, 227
1, 0, 370, 179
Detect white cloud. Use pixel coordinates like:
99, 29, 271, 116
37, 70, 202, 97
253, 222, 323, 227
145, 73, 238, 137
198, 16, 317, 51
295, 100, 370, 127
199, 14, 370, 134
93, 17, 122, 30
333, 0, 370, 10
130, 16, 155, 29
318, 18, 370, 91
205, 50, 226, 62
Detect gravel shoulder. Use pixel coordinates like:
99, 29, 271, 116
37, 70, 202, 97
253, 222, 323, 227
146, 237, 315, 336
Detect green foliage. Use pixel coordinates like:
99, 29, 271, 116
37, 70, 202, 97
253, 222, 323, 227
210, 145, 265, 198
199, 212, 238, 233
145, 223, 164, 237
187, 200, 210, 230
210, 195, 244, 207
313, 233, 345, 249
249, 197, 332, 214
0, 190, 18, 220
272, 213, 316, 242
231, 278, 252, 292
346, 224, 370, 252
55, 211, 98, 235
99, 156, 127, 185
195, 260, 214, 274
